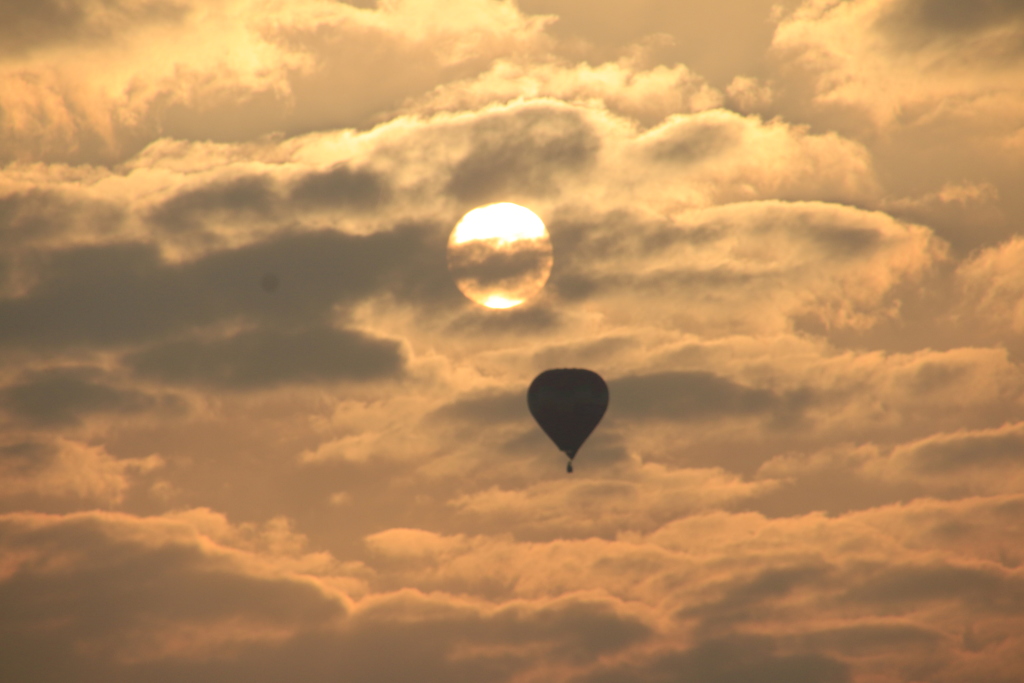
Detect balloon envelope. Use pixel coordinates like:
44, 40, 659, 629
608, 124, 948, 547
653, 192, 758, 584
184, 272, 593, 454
527, 369, 608, 462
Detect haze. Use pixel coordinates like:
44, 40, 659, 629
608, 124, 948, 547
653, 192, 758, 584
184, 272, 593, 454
2, 1, 1024, 682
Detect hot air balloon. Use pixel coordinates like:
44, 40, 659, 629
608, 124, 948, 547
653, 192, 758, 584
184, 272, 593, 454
527, 368, 609, 473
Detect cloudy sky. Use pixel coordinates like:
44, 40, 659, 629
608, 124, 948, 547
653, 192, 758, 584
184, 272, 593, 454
3, 0, 1024, 681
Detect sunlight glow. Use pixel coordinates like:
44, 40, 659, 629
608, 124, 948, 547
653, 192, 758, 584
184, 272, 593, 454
450, 203, 548, 245
483, 295, 526, 309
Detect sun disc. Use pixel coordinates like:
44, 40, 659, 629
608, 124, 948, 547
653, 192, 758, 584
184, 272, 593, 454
450, 203, 548, 246
447, 203, 554, 309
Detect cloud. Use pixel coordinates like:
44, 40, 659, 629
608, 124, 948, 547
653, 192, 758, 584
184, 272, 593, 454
444, 103, 601, 203
767, 0, 1024, 258
0, 188, 124, 254
149, 174, 279, 234
147, 164, 388, 236
750, 344, 1024, 475
823, 347, 1024, 435
449, 462, 775, 538
958, 236, 1024, 333
3, 2, 1024, 681
430, 368, 810, 477
0, 0, 189, 58
352, 495, 1024, 681
0, 0, 552, 163
870, 422, 1024, 494
797, 621, 944, 658
515, 0, 788, 85
0, 226, 448, 352
0, 97, 909, 370
407, 58, 723, 126
1, 94, 881, 243
725, 75, 774, 112
289, 164, 389, 211
628, 109, 879, 205
447, 238, 553, 299
548, 200, 942, 333
367, 494, 1024, 604
117, 96, 878, 249
773, 0, 1024, 128
127, 325, 405, 389
0, 365, 177, 425
0, 508, 657, 682
882, 181, 1004, 254
434, 388, 526, 424
0, 438, 162, 504
0, 509, 348, 672
643, 113, 743, 164
875, 0, 1024, 46
608, 371, 809, 423
3, 484, 1024, 682
677, 562, 835, 627
577, 635, 851, 683
430, 334, 1023, 492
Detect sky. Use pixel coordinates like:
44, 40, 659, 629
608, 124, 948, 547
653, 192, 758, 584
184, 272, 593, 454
2, 0, 1024, 681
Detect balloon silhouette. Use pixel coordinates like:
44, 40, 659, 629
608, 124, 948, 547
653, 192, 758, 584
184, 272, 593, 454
527, 369, 609, 473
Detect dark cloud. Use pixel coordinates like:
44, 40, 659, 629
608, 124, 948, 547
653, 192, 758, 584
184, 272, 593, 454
144, 599, 644, 683
894, 426, 1024, 474
446, 105, 600, 202
482, 599, 652, 663
447, 241, 552, 289
0, 366, 173, 425
647, 118, 742, 164
0, 512, 345, 683
289, 165, 388, 210
907, 359, 970, 394
0, 440, 58, 474
434, 391, 526, 424
679, 564, 833, 628
0, 516, 343, 623
516, 0, 787, 86
799, 623, 944, 657
0, 511, 652, 683
444, 303, 562, 335
0, 224, 451, 351
843, 562, 1024, 613
0, 242, 201, 348
557, 215, 874, 306
885, 189, 1006, 255
126, 326, 404, 389
188, 597, 645, 683
803, 222, 883, 257
608, 371, 810, 424
0, 0, 188, 57
878, 0, 1024, 38
530, 336, 637, 370
260, 272, 280, 292
149, 174, 279, 233
579, 635, 850, 683
0, 189, 123, 248
546, 204, 920, 317
544, 213, 728, 300
190, 222, 455, 320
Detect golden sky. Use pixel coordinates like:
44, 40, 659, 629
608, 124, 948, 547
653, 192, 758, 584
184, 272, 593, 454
2, 0, 1024, 681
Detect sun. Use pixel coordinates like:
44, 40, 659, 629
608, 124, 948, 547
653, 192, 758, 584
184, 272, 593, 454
447, 203, 554, 309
